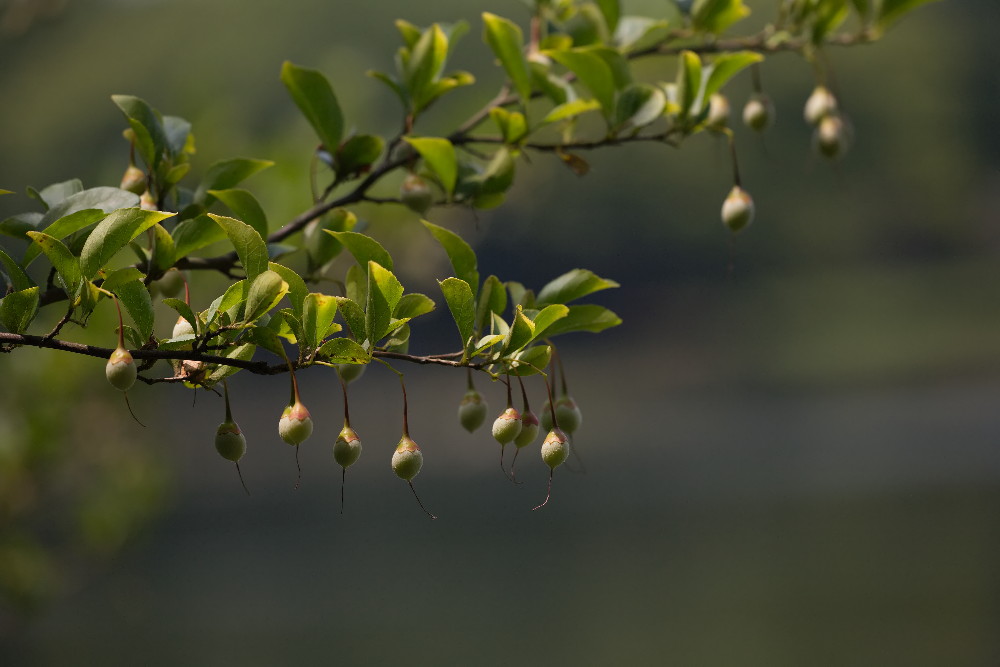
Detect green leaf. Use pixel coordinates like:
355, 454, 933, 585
702, 52, 764, 101
100, 267, 145, 292
595, 0, 621, 31
172, 214, 228, 261
109, 278, 154, 342
489, 108, 528, 144
162, 115, 193, 157
205, 279, 246, 325
24, 187, 140, 266
334, 296, 367, 341
328, 231, 393, 271
302, 292, 339, 350
482, 12, 533, 104
422, 220, 479, 295
549, 48, 616, 118
692, 0, 751, 34
0, 286, 39, 334
80, 208, 173, 279
877, 0, 942, 30
476, 274, 507, 332
112, 95, 167, 169
395, 19, 422, 48
539, 304, 622, 336
405, 24, 449, 110
366, 261, 404, 343
676, 50, 703, 118
403, 137, 457, 195
529, 304, 570, 341
394, 293, 436, 320
163, 297, 199, 334
542, 98, 602, 125
281, 61, 344, 153
367, 70, 408, 108
149, 223, 175, 272
537, 269, 620, 305
0, 212, 41, 240
195, 158, 273, 205
335, 134, 385, 180
614, 16, 671, 52
0, 248, 33, 291
246, 325, 286, 357
208, 188, 269, 238
438, 277, 476, 352
268, 261, 309, 320
504, 305, 536, 353
0, 189, 12, 196
304, 208, 356, 272
614, 83, 667, 132
25, 232, 81, 293
317, 337, 370, 364
472, 333, 505, 356
209, 214, 269, 281
345, 263, 367, 306
205, 343, 256, 386
244, 270, 288, 323
32, 179, 84, 210
508, 345, 552, 376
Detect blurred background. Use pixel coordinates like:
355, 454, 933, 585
2, 0, 999, 664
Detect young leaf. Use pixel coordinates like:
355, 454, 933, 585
403, 137, 457, 195
702, 52, 764, 102
194, 158, 274, 205
209, 214, 269, 281
394, 293, 436, 320
0, 286, 39, 334
111, 95, 168, 169
302, 292, 339, 350
549, 49, 616, 118
281, 61, 344, 153
439, 276, 476, 352
243, 270, 288, 323
537, 269, 620, 305
80, 208, 173, 279
508, 344, 552, 376
334, 296, 367, 342
208, 188, 269, 238
537, 304, 622, 336
529, 304, 570, 341
405, 24, 449, 110
482, 12, 533, 104
541, 99, 602, 125
476, 274, 507, 332
366, 261, 403, 344
676, 50, 703, 118
205, 279, 246, 325
422, 220, 479, 295
691, 0, 751, 35
25, 232, 81, 293
328, 231, 393, 271
503, 305, 536, 354
268, 261, 308, 320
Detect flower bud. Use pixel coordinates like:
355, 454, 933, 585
458, 389, 488, 433
333, 425, 362, 468
540, 429, 569, 469
120, 164, 147, 195
278, 401, 313, 445
106, 346, 137, 391
814, 115, 848, 159
554, 396, 582, 435
742, 94, 774, 131
513, 410, 540, 448
215, 421, 246, 462
804, 85, 837, 126
706, 93, 731, 131
400, 173, 434, 214
491, 407, 522, 445
721, 186, 754, 232
391, 435, 423, 480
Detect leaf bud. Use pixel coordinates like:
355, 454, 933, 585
721, 186, 754, 232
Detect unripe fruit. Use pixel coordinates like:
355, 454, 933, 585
540, 429, 569, 469
706, 93, 731, 131
540, 399, 553, 431
721, 186, 754, 232
120, 164, 147, 195
172, 315, 194, 339
742, 94, 774, 131
278, 401, 313, 445
106, 346, 137, 391
400, 173, 434, 214
804, 85, 837, 126
337, 363, 366, 384
815, 115, 847, 159
392, 435, 423, 480
458, 389, 488, 433
333, 425, 362, 468
215, 421, 246, 462
139, 190, 157, 211
513, 410, 540, 448
492, 407, 522, 445
157, 268, 185, 298
554, 396, 582, 435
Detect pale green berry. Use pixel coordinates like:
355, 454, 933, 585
278, 401, 313, 445
400, 173, 434, 214
492, 407, 522, 445
106, 347, 137, 391
120, 164, 146, 195
333, 425, 362, 468
554, 396, 582, 435
392, 436, 423, 480
541, 399, 554, 431
215, 421, 247, 462
721, 186, 754, 232
815, 115, 847, 159
157, 268, 185, 298
742, 95, 774, 131
804, 85, 837, 126
706, 93, 730, 131
337, 363, 366, 384
540, 429, 569, 469
514, 410, 540, 448
458, 389, 488, 433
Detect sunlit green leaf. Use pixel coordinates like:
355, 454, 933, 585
529, 304, 570, 341
172, 214, 228, 261
328, 230, 393, 271
538, 304, 622, 336
194, 158, 273, 205
403, 137, 457, 195
692, 0, 751, 34
25, 232, 81, 293
422, 220, 479, 295
549, 48, 616, 117
508, 344, 552, 376
209, 214, 269, 281
334, 296, 367, 341
0, 248, 33, 291
208, 188, 269, 238
537, 268, 620, 305
0, 286, 39, 334
268, 261, 308, 320
541, 98, 602, 125
482, 12, 533, 104
317, 337, 370, 364
476, 274, 507, 332
702, 52, 764, 101
439, 276, 475, 352
244, 270, 288, 323
394, 293, 436, 320
109, 278, 154, 342
281, 61, 344, 153
112, 95, 167, 169
80, 208, 173, 279
504, 305, 535, 353
302, 292, 339, 350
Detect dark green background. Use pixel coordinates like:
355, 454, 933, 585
2, 0, 999, 664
